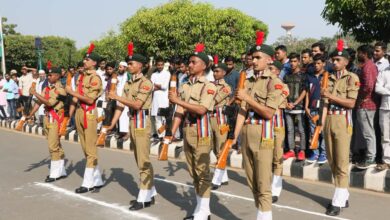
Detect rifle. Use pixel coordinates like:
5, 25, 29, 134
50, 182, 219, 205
158, 73, 177, 161
58, 72, 73, 136
310, 72, 329, 150
96, 73, 118, 146
15, 80, 37, 131
216, 71, 246, 170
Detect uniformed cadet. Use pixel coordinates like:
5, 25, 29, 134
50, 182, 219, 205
233, 31, 284, 220
169, 43, 216, 220
65, 44, 104, 193
321, 40, 359, 216
107, 42, 156, 211
268, 60, 289, 203
209, 55, 232, 190
29, 66, 67, 182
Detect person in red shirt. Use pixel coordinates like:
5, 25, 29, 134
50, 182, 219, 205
355, 44, 380, 169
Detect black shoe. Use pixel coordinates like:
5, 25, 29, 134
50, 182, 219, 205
211, 184, 220, 190
272, 196, 278, 203
45, 175, 66, 183
75, 186, 94, 194
327, 200, 349, 209
326, 205, 341, 216
183, 215, 210, 220
129, 201, 151, 211
221, 181, 228, 186
130, 197, 155, 206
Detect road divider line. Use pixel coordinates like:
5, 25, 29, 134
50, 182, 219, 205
34, 182, 159, 220
154, 177, 350, 220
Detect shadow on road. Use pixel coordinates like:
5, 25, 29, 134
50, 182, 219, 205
24, 157, 50, 172
283, 180, 329, 208
104, 167, 139, 199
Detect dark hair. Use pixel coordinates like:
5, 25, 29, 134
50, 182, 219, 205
155, 57, 165, 63
301, 48, 312, 57
346, 48, 357, 61
224, 56, 235, 63
357, 44, 374, 59
288, 52, 300, 60
374, 42, 387, 51
275, 45, 287, 52
313, 54, 326, 62
311, 42, 326, 52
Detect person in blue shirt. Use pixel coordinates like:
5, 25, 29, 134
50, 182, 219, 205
305, 54, 328, 164
223, 56, 240, 93
275, 45, 291, 79
3, 73, 19, 120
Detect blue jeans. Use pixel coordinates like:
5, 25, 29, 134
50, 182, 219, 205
285, 113, 306, 150
308, 110, 326, 156
7, 99, 16, 119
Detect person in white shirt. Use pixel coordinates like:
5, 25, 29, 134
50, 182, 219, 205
116, 61, 130, 140
18, 66, 36, 118
35, 70, 47, 126
96, 60, 107, 129
150, 58, 171, 140
375, 68, 390, 171
374, 42, 389, 73
205, 55, 215, 82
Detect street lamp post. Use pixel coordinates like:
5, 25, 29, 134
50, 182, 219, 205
0, 17, 6, 75
35, 37, 43, 70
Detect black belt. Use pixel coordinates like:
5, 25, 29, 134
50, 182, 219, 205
128, 109, 149, 116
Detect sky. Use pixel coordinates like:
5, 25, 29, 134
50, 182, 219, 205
0, 0, 339, 48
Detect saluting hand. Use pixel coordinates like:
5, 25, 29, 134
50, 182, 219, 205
321, 88, 331, 99
65, 85, 73, 94
107, 91, 117, 100
235, 89, 249, 102
168, 91, 180, 104
29, 87, 36, 95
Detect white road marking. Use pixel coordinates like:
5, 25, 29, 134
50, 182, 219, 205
34, 182, 159, 220
154, 177, 351, 220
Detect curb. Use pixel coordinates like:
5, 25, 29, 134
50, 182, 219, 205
2, 119, 389, 193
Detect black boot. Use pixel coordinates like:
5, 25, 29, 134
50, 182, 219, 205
129, 201, 152, 211
130, 197, 155, 206
75, 186, 94, 194
272, 196, 278, 203
326, 205, 341, 216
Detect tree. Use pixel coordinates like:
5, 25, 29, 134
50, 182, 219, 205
4, 35, 79, 72
1, 17, 20, 35
322, 0, 390, 43
90, 0, 268, 60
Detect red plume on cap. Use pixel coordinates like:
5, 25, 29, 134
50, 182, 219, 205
127, 42, 134, 57
195, 43, 205, 53
87, 43, 95, 55
47, 60, 51, 70
337, 39, 344, 52
256, 31, 265, 46
213, 55, 219, 65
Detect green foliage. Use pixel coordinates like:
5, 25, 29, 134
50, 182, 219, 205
91, 0, 268, 61
272, 34, 361, 55
1, 17, 20, 35
4, 35, 79, 71
322, 0, 390, 43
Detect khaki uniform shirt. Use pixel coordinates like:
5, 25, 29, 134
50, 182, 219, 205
121, 73, 153, 110
41, 81, 66, 111
241, 69, 284, 111
75, 71, 103, 103
180, 75, 216, 112
325, 70, 360, 107
213, 79, 232, 108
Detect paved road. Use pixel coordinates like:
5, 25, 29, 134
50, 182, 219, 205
0, 128, 389, 220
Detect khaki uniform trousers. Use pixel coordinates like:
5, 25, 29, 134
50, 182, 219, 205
75, 108, 98, 168
241, 124, 273, 212
184, 126, 212, 198
324, 115, 351, 188
44, 117, 65, 161
129, 117, 154, 190
273, 127, 285, 176
210, 117, 228, 158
